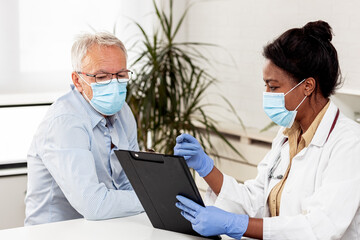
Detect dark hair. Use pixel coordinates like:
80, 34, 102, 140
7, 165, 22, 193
263, 20, 342, 98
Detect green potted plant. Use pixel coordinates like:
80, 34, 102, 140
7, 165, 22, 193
127, 0, 245, 160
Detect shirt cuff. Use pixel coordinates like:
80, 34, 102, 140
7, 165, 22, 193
204, 173, 230, 205
204, 174, 234, 206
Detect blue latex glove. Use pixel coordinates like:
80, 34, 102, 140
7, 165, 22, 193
176, 195, 249, 239
173, 133, 214, 177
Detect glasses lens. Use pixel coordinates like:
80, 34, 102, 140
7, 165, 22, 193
95, 73, 112, 84
94, 71, 132, 84
116, 70, 132, 80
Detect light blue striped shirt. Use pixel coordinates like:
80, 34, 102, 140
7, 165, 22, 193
25, 85, 144, 225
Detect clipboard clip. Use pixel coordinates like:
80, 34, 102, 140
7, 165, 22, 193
130, 151, 164, 163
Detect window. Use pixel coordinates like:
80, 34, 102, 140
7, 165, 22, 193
0, 0, 154, 104
0, 0, 155, 164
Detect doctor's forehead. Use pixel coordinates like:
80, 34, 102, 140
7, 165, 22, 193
262, 60, 292, 83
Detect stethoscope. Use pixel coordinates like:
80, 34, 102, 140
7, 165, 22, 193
268, 108, 340, 180
268, 141, 286, 180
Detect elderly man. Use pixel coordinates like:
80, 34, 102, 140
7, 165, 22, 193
25, 32, 144, 225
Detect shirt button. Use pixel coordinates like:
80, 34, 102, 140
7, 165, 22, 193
104, 132, 107, 135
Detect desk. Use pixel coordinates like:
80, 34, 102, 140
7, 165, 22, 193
0, 213, 232, 240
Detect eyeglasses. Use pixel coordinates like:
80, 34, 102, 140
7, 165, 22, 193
76, 70, 133, 85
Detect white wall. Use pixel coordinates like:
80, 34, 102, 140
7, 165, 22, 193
177, 0, 360, 131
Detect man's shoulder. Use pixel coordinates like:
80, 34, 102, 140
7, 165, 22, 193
29, 89, 91, 156
36, 90, 90, 133
50, 89, 87, 119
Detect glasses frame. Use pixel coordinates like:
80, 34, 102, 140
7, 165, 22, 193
76, 70, 133, 85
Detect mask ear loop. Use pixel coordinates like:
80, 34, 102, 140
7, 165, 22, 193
77, 73, 92, 101
284, 78, 307, 111
284, 78, 306, 96
294, 95, 307, 111
77, 73, 91, 86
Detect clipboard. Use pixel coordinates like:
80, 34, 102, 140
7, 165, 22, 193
115, 150, 221, 239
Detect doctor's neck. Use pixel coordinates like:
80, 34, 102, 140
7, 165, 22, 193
297, 97, 329, 133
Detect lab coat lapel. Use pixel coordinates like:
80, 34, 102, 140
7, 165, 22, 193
307, 101, 338, 147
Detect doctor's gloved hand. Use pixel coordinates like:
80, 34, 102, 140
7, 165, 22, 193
176, 195, 249, 239
173, 133, 214, 177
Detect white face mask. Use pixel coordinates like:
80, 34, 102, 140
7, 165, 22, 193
263, 79, 307, 128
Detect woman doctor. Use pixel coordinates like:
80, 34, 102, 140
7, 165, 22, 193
174, 20, 360, 239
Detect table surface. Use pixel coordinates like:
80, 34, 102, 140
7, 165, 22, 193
0, 213, 232, 240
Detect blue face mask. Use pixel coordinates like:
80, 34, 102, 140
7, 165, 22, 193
263, 79, 307, 128
80, 76, 128, 116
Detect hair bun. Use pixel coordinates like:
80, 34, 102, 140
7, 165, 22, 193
303, 20, 333, 42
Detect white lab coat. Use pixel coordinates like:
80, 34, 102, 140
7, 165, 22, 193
205, 101, 360, 240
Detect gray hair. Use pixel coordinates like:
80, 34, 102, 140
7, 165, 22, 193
71, 32, 127, 71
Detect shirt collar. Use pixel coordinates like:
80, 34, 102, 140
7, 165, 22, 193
106, 114, 118, 127
71, 84, 104, 129
301, 101, 330, 146
310, 100, 338, 147
283, 121, 300, 138
282, 100, 334, 147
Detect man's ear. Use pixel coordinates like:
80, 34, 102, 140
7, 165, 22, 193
71, 72, 83, 92
304, 77, 316, 96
